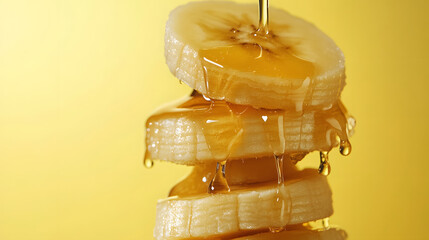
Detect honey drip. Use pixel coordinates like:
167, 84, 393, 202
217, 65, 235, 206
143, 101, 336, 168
318, 151, 331, 176
269, 153, 287, 233
274, 154, 285, 185
339, 139, 352, 156
256, 0, 269, 35
208, 160, 230, 193
143, 150, 154, 169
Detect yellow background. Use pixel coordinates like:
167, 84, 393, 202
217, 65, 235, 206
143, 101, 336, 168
0, 0, 428, 239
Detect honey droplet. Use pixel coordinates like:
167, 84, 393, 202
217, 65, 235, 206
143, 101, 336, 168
339, 139, 352, 156
318, 151, 331, 176
143, 150, 154, 169
208, 160, 230, 193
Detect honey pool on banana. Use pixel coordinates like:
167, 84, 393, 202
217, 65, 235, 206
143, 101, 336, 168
145, 1, 354, 239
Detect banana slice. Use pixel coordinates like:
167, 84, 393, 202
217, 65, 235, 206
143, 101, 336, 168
145, 94, 352, 165
233, 227, 347, 240
165, 1, 345, 110
154, 173, 333, 240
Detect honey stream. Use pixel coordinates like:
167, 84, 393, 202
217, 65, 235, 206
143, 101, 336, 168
257, 0, 269, 35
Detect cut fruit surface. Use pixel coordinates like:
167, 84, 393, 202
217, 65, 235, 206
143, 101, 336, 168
145, 94, 353, 165
154, 173, 333, 240
165, 1, 345, 110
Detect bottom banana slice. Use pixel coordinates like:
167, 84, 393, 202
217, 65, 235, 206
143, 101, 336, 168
233, 227, 347, 240
154, 173, 333, 239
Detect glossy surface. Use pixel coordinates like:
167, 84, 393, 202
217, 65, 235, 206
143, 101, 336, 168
200, 43, 314, 81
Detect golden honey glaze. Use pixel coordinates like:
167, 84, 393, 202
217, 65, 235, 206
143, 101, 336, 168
200, 43, 314, 81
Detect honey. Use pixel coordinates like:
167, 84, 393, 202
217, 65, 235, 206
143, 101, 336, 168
208, 160, 230, 193
270, 153, 287, 233
274, 154, 285, 185
200, 43, 314, 81
339, 139, 352, 156
256, 0, 270, 35
143, 150, 154, 169
318, 151, 331, 176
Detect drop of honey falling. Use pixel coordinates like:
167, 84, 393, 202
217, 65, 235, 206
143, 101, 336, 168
339, 139, 352, 156
318, 151, 331, 176
143, 150, 154, 169
208, 160, 230, 193
143, 158, 154, 169
274, 154, 285, 184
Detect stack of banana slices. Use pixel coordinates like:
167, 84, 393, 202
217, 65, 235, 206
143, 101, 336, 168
145, 1, 355, 239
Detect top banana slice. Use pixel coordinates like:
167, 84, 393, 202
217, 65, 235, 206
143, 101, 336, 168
165, 1, 345, 110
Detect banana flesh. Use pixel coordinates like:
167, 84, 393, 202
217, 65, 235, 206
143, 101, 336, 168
165, 1, 345, 110
146, 94, 352, 165
154, 174, 333, 240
